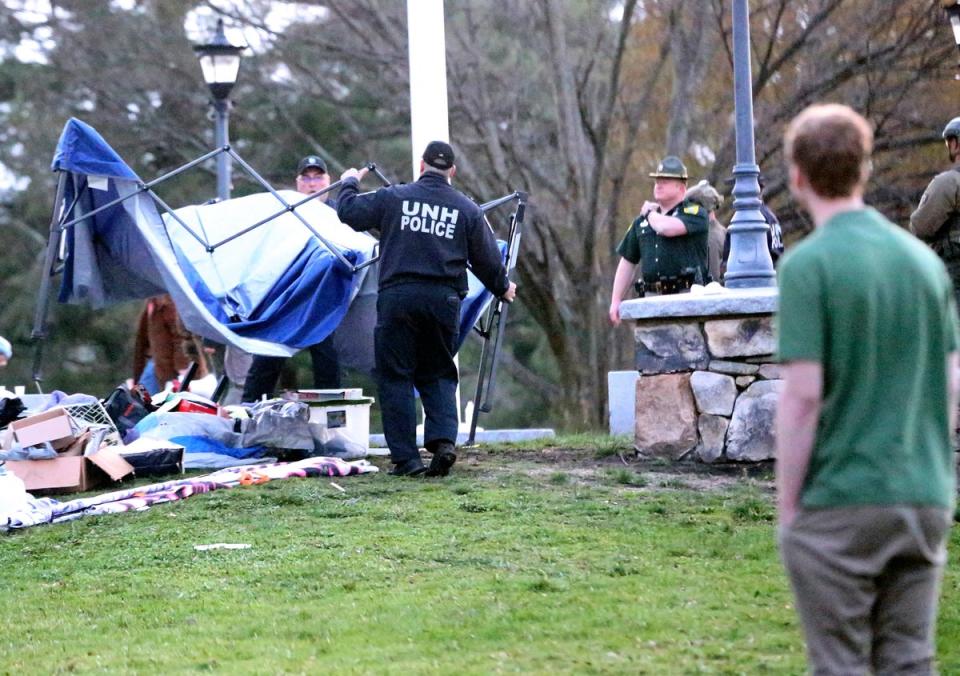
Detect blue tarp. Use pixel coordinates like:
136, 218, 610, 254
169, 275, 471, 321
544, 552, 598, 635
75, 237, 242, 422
50, 118, 501, 362
52, 118, 138, 180
53, 118, 368, 356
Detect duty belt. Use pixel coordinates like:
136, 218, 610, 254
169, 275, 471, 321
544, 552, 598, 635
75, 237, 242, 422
635, 277, 694, 297
649, 278, 693, 295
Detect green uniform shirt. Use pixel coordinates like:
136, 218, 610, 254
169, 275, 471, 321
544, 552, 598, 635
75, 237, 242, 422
777, 208, 959, 510
616, 199, 709, 283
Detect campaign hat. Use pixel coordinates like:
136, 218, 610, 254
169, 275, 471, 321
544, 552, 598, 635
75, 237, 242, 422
649, 155, 688, 180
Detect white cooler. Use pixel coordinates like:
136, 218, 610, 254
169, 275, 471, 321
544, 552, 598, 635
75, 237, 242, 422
284, 389, 374, 456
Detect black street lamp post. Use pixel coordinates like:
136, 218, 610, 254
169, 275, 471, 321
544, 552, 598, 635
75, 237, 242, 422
193, 18, 245, 201
724, 0, 776, 289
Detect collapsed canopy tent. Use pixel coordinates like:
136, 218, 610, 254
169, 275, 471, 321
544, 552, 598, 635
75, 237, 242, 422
49, 118, 375, 359
35, 118, 523, 401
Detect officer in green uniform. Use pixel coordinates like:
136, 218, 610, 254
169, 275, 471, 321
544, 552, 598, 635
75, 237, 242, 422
911, 116, 960, 302
608, 155, 709, 325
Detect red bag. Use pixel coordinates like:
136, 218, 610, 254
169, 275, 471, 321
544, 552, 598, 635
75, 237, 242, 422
175, 399, 218, 415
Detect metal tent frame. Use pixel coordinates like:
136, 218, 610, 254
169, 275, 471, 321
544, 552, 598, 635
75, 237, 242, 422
30, 141, 388, 388
467, 191, 527, 445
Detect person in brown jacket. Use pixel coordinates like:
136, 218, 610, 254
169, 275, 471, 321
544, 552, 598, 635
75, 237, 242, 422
132, 294, 208, 393
684, 179, 726, 283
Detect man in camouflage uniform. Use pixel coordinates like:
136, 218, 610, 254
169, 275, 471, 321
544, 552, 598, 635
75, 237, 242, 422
608, 155, 708, 326
911, 116, 960, 301
684, 179, 726, 283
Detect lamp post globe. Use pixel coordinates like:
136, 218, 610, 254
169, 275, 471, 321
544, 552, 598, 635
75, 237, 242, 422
193, 18, 245, 200
194, 17, 244, 101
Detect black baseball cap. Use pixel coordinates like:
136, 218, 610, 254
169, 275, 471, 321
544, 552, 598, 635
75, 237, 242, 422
423, 141, 455, 170
297, 155, 327, 175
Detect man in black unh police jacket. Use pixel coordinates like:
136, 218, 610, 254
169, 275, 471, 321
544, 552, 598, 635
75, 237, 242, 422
337, 141, 517, 477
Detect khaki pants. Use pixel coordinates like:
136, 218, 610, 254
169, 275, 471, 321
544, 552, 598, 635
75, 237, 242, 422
778, 506, 951, 676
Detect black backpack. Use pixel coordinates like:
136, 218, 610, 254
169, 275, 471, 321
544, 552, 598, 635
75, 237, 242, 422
103, 384, 157, 437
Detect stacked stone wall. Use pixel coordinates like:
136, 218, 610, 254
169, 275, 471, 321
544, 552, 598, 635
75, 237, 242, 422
633, 314, 780, 462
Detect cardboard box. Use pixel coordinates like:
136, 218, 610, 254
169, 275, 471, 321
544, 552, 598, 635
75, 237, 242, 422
5, 447, 134, 495
8, 407, 75, 450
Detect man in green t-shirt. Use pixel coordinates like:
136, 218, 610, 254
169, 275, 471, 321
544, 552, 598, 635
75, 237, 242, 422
608, 155, 709, 326
776, 103, 959, 674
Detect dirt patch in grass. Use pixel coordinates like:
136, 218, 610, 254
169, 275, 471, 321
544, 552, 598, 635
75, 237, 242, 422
372, 444, 775, 493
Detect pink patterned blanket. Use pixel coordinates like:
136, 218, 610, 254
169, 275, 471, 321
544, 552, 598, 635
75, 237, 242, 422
2, 457, 378, 531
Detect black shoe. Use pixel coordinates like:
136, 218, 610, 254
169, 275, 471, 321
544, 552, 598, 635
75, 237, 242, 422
388, 458, 427, 477
425, 442, 457, 477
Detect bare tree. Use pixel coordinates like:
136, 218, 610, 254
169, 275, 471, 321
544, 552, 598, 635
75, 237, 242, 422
703, 0, 955, 233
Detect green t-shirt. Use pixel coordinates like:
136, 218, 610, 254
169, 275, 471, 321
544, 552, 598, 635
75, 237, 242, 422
777, 208, 959, 509
616, 199, 710, 283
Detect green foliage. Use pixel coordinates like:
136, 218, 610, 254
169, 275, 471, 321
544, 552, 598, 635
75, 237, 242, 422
606, 467, 648, 487
728, 492, 777, 523
478, 432, 631, 454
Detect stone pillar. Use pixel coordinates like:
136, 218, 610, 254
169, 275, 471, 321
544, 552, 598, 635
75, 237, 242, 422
635, 373, 698, 460
620, 289, 780, 462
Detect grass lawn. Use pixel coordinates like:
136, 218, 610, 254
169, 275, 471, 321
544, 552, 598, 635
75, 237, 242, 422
2, 437, 959, 674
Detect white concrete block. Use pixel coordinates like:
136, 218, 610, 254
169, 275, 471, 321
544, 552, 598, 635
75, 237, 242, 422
608, 370, 639, 435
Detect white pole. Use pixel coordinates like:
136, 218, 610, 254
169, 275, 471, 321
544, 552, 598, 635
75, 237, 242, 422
407, 0, 466, 434
407, 0, 450, 179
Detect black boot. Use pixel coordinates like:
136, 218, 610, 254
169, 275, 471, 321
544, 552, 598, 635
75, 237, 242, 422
426, 441, 457, 477
389, 457, 427, 477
